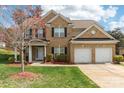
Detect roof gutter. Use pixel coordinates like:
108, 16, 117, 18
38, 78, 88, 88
70, 40, 119, 44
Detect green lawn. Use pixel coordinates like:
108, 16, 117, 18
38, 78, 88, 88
0, 64, 98, 88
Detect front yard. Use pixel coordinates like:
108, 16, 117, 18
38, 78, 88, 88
0, 64, 98, 88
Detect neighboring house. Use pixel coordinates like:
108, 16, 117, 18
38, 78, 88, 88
118, 38, 124, 55
0, 31, 6, 48
23, 10, 119, 64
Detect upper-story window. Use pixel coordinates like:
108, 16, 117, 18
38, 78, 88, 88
36, 29, 44, 38
52, 27, 67, 37
25, 29, 32, 39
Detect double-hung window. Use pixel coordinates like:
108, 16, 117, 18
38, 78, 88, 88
35, 28, 44, 38
25, 29, 32, 39
54, 28, 65, 37
52, 47, 67, 55
54, 47, 65, 55
37, 29, 43, 38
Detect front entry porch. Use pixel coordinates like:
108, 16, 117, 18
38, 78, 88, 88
28, 45, 46, 63
26, 39, 48, 63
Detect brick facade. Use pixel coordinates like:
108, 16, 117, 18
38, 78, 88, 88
26, 10, 118, 63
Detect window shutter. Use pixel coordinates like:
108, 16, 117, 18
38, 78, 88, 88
35, 28, 38, 32
52, 27, 54, 37
43, 28, 45, 37
65, 47, 67, 54
52, 47, 54, 54
64, 27, 67, 37
30, 29, 32, 35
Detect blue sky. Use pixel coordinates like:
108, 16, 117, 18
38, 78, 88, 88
42, 5, 124, 31
0, 5, 124, 31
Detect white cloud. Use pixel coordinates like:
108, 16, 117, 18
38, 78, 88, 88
103, 6, 118, 21
108, 16, 124, 31
42, 5, 118, 22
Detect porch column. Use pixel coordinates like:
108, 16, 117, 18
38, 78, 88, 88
29, 45, 32, 63
14, 47, 17, 62
44, 45, 46, 57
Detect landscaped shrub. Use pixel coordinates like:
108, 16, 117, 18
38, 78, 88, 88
54, 53, 67, 62
8, 56, 15, 63
46, 54, 53, 62
0, 54, 20, 63
113, 55, 124, 64
0, 49, 20, 63
0, 54, 13, 61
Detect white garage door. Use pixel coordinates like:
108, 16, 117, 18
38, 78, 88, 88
74, 48, 92, 63
95, 48, 112, 63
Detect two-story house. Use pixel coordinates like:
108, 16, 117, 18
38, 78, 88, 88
23, 10, 119, 64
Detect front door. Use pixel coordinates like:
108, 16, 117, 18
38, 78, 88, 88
35, 47, 44, 61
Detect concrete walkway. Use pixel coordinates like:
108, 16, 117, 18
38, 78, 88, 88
78, 64, 124, 88
31, 63, 77, 67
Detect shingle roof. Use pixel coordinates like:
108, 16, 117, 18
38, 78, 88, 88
47, 13, 72, 24
72, 20, 99, 28
22, 11, 101, 30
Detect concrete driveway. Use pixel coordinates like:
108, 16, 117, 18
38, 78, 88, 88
78, 64, 124, 88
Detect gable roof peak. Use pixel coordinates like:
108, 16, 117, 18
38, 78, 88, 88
73, 24, 115, 40
47, 12, 72, 24
42, 10, 57, 20
49, 9, 57, 14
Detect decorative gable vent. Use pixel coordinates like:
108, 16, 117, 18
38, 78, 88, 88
91, 30, 96, 35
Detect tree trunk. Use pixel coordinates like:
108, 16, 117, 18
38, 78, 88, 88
21, 50, 24, 72
14, 47, 17, 62
21, 42, 25, 72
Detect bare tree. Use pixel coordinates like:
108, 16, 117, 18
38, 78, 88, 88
0, 5, 46, 72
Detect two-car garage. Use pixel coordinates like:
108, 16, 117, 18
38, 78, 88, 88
95, 48, 112, 63
70, 24, 118, 64
74, 47, 113, 64
74, 48, 92, 63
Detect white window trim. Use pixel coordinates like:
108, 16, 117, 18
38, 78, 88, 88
54, 27, 64, 37
37, 29, 43, 38
54, 45, 65, 55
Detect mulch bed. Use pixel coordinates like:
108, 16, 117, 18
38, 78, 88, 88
7, 63, 30, 67
10, 72, 40, 80
52, 61, 67, 64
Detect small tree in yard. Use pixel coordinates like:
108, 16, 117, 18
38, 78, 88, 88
107, 28, 124, 54
0, 5, 46, 72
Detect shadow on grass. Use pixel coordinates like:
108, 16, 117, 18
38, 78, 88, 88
0, 60, 9, 64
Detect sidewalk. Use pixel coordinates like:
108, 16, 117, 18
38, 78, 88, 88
30, 63, 77, 67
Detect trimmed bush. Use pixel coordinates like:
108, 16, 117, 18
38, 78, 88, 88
8, 56, 15, 63
46, 54, 53, 62
113, 55, 124, 64
0, 49, 20, 63
54, 53, 67, 62
0, 54, 13, 62
0, 54, 20, 63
